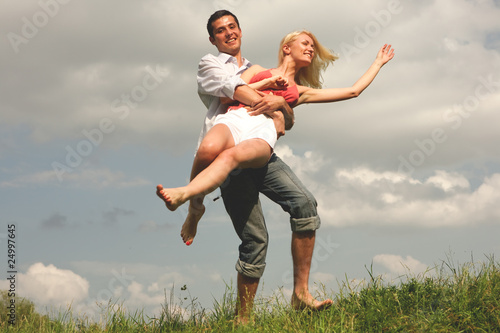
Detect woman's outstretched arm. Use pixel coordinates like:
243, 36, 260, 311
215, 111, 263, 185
296, 44, 395, 106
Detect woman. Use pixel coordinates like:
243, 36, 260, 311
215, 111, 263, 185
157, 30, 394, 245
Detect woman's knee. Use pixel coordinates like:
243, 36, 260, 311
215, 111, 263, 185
216, 149, 242, 172
197, 141, 224, 163
229, 140, 272, 169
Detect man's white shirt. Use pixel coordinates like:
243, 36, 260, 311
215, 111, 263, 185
196, 52, 252, 149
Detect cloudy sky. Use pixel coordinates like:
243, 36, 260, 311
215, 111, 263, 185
1, 0, 500, 319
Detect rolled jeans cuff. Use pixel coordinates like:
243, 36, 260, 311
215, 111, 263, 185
290, 216, 321, 232
235, 258, 266, 279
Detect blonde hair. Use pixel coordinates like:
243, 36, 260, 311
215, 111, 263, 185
278, 30, 338, 89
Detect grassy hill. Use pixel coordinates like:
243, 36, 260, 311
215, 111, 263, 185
1, 257, 499, 332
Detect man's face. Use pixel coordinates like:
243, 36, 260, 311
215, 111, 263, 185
209, 15, 242, 56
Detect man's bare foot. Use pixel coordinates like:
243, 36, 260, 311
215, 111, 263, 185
156, 184, 188, 211
291, 291, 333, 311
234, 314, 254, 326
180, 203, 205, 246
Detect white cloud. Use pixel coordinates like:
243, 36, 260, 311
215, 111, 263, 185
16, 261, 203, 318
7, 263, 90, 308
68, 260, 206, 300
209, 273, 222, 283
425, 170, 470, 192
311, 272, 336, 284
273, 145, 330, 194
125, 281, 165, 309
373, 254, 429, 276
147, 282, 160, 293
278, 145, 500, 228
336, 168, 413, 186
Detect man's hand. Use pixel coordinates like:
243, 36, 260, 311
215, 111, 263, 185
233, 84, 295, 130
248, 91, 295, 130
248, 91, 284, 116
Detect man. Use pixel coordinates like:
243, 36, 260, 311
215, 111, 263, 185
196, 10, 333, 323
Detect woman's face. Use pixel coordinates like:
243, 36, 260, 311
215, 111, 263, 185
288, 33, 315, 66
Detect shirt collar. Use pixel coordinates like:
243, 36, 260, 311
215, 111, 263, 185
217, 52, 252, 68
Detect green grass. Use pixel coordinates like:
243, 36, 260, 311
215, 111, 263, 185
2, 257, 499, 332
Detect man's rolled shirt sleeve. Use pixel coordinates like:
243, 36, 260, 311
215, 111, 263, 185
197, 55, 247, 100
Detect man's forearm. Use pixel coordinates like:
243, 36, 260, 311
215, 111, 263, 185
233, 84, 262, 105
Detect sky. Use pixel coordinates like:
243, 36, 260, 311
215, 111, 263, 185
1, 0, 500, 320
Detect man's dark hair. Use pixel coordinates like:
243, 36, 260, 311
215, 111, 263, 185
207, 10, 240, 39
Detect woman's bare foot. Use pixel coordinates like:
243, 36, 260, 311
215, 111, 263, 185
291, 291, 333, 311
156, 184, 188, 211
180, 203, 205, 246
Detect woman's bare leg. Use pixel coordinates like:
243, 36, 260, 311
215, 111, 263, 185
180, 195, 205, 246
158, 138, 272, 212
157, 124, 235, 245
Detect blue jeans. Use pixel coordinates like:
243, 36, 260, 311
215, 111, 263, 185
220, 153, 321, 279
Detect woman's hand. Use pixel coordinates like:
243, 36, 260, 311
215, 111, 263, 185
375, 44, 395, 67
262, 75, 289, 90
